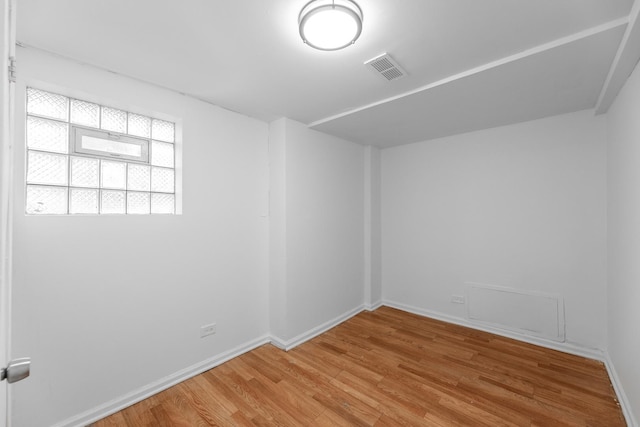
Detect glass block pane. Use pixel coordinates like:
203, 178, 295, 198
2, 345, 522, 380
127, 164, 150, 191
152, 119, 175, 143
101, 190, 126, 214
151, 141, 174, 168
27, 151, 68, 186
151, 167, 174, 193
26, 116, 69, 154
70, 188, 99, 214
26, 185, 68, 214
70, 157, 99, 188
151, 193, 175, 214
127, 192, 150, 214
127, 113, 151, 138
101, 161, 126, 189
27, 88, 69, 121
101, 107, 127, 133
70, 99, 100, 128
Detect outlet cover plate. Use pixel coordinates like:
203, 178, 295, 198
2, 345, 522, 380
200, 323, 216, 338
451, 295, 466, 304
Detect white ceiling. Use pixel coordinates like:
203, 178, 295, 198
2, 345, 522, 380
16, 0, 635, 147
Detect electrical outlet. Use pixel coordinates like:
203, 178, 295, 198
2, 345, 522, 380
200, 323, 216, 338
451, 295, 466, 304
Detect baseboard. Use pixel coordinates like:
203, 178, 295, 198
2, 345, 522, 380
50, 302, 626, 427
384, 300, 637, 424
270, 304, 365, 351
603, 352, 639, 427
52, 335, 271, 427
365, 300, 383, 311
382, 300, 605, 361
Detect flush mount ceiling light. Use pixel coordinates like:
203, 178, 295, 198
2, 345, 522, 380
299, 0, 363, 51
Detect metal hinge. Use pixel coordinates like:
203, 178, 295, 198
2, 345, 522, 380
8, 56, 16, 83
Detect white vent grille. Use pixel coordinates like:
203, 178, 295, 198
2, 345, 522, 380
364, 53, 407, 82
466, 283, 565, 342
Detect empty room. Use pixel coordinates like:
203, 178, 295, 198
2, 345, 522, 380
1, 0, 639, 426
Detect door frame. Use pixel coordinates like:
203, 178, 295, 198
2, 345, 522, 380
0, 0, 16, 425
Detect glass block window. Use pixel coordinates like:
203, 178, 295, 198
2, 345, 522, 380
26, 87, 176, 215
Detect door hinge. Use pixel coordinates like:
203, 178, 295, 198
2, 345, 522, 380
8, 56, 16, 83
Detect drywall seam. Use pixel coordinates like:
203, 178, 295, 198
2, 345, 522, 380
51, 335, 271, 427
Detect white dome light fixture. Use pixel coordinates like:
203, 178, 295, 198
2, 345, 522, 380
299, 0, 363, 51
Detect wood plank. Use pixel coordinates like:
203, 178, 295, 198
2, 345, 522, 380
92, 306, 626, 426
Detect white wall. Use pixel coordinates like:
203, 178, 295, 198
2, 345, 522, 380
269, 118, 364, 344
364, 146, 382, 308
268, 119, 287, 340
11, 48, 269, 427
606, 59, 640, 425
286, 119, 364, 339
10, 38, 630, 427
382, 110, 607, 350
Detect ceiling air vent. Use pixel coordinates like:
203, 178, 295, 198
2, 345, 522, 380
364, 53, 407, 82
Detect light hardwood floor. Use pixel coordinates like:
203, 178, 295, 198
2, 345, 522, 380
92, 307, 625, 426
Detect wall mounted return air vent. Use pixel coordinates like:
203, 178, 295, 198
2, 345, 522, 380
364, 53, 407, 82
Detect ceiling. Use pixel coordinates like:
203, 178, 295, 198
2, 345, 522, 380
16, 0, 636, 147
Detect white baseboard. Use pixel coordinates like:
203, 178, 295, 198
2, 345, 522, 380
270, 304, 365, 351
603, 352, 639, 427
52, 335, 271, 427
51, 302, 634, 427
54, 305, 365, 426
385, 300, 637, 425
382, 300, 605, 361
365, 300, 383, 311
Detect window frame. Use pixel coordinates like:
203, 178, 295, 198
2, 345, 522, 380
24, 87, 178, 215
71, 126, 150, 164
